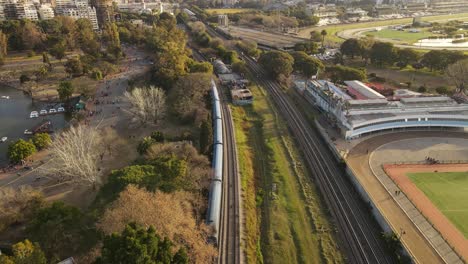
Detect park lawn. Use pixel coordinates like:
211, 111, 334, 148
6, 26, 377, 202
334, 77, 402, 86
366, 29, 434, 43
300, 12, 468, 43
205, 8, 254, 14
408, 172, 468, 238
232, 84, 343, 264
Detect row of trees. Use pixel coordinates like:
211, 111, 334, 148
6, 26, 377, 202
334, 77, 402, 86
340, 38, 466, 71
7, 133, 51, 163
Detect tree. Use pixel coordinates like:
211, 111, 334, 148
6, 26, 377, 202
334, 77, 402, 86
42, 52, 51, 66
34, 64, 49, 81
0, 186, 43, 232
0, 239, 47, 264
150, 131, 164, 142
294, 41, 319, 55
320, 29, 327, 47
445, 59, 468, 94
236, 39, 259, 57
8, 139, 36, 163
74, 18, 100, 57
137, 137, 154, 155
95, 222, 188, 264
0, 30, 7, 65
124, 86, 167, 125
21, 20, 45, 50
326, 65, 367, 83
57, 81, 73, 101
370, 42, 396, 66
199, 118, 212, 155
64, 57, 84, 77
97, 186, 217, 263
421, 50, 465, 71
188, 60, 213, 74
258, 51, 294, 80
397, 48, 421, 68
340, 38, 361, 59
169, 73, 211, 124
357, 37, 375, 64
291, 51, 324, 78
49, 40, 66, 61
435, 86, 449, 95
310, 30, 322, 42
232, 60, 248, 75
32, 133, 52, 150
27, 202, 92, 259
40, 125, 103, 186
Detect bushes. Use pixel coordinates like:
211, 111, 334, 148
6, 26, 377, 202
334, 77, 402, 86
8, 139, 37, 163
31, 133, 51, 150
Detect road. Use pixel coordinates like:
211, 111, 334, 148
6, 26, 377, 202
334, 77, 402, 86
206, 25, 394, 263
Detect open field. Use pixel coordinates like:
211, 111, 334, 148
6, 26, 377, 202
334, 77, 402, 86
408, 171, 468, 238
205, 8, 254, 14
298, 12, 468, 44
231, 85, 343, 264
366, 29, 434, 43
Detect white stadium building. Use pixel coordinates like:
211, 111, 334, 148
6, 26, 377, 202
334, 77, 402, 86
295, 80, 468, 140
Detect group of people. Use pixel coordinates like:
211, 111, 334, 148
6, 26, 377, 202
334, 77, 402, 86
425, 156, 439, 165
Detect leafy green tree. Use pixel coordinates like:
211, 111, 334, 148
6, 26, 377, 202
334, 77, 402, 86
74, 18, 100, 57
294, 41, 319, 55
422, 50, 465, 71
340, 38, 361, 58
91, 69, 103, 80
188, 60, 213, 74
326, 65, 367, 83
57, 81, 73, 101
34, 65, 49, 81
310, 30, 322, 42
199, 118, 212, 155
258, 51, 294, 80
320, 29, 327, 47
150, 131, 165, 142
291, 51, 324, 78
32, 133, 51, 150
0, 239, 47, 264
49, 40, 66, 61
138, 137, 155, 155
0, 30, 7, 65
232, 61, 248, 75
370, 42, 396, 66
94, 223, 188, 264
397, 48, 421, 68
27, 202, 94, 259
64, 57, 84, 77
236, 39, 260, 57
8, 139, 37, 163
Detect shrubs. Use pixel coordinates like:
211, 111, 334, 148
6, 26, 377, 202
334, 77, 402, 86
31, 133, 51, 150
8, 139, 37, 163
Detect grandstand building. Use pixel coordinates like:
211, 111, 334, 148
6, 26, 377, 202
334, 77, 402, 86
296, 80, 468, 140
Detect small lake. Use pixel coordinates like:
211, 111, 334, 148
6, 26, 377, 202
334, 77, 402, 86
0, 86, 70, 165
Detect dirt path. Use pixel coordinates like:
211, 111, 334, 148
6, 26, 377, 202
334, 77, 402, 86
384, 164, 468, 260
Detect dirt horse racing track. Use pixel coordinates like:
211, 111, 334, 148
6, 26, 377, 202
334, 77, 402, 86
384, 164, 468, 260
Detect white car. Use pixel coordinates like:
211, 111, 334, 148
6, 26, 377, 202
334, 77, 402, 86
1, 137, 7, 142
1, 95, 9, 99
30, 111, 39, 118
49, 108, 57, 114
57, 107, 65, 112
39, 109, 47, 115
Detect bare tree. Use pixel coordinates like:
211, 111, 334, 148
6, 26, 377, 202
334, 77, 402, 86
446, 59, 468, 94
0, 186, 43, 232
124, 86, 166, 124
40, 125, 103, 187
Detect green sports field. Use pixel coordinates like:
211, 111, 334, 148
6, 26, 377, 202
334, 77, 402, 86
366, 29, 434, 43
408, 172, 468, 238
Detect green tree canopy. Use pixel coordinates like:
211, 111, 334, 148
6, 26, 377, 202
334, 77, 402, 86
340, 38, 361, 58
370, 42, 396, 66
291, 51, 324, 78
0, 239, 47, 264
258, 51, 294, 79
396, 48, 421, 67
32, 133, 52, 150
326, 65, 367, 83
422, 50, 465, 71
94, 223, 188, 264
8, 139, 36, 163
57, 81, 73, 101
294, 41, 319, 55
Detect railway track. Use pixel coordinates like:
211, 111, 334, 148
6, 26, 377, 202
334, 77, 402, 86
218, 87, 241, 264
205, 25, 395, 264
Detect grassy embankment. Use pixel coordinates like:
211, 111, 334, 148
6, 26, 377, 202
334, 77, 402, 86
299, 12, 468, 44
231, 84, 344, 264
408, 172, 468, 238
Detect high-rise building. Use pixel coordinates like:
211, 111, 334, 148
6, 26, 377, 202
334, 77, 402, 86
15, 0, 39, 20
91, 0, 113, 26
62, 6, 98, 29
37, 3, 54, 19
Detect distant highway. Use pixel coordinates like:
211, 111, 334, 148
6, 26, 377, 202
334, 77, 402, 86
205, 25, 395, 263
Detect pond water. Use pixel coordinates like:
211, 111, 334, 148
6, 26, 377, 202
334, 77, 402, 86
0, 86, 70, 165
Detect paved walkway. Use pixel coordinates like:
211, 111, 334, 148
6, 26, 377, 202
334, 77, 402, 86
347, 131, 468, 264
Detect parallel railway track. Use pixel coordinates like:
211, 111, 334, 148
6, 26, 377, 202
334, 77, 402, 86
205, 25, 395, 264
